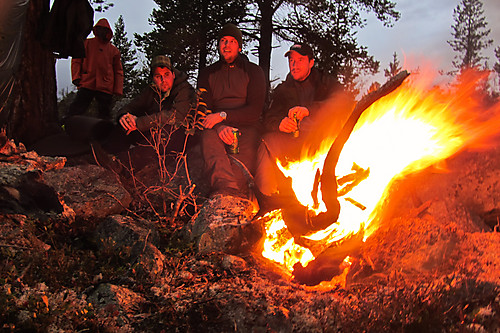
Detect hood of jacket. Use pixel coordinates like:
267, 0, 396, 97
93, 18, 113, 41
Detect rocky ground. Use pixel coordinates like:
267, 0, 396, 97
1, 132, 499, 332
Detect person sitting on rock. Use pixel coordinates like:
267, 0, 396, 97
197, 23, 267, 198
97, 54, 196, 172
255, 42, 349, 197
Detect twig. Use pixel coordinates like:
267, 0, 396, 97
171, 184, 196, 221
0, 243, 31, 250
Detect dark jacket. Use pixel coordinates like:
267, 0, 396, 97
71, 18, 123, 96
41, 0, 94, 58
197, 54, 266, 129
263, 68, 340, 132
118, 69, 195, 132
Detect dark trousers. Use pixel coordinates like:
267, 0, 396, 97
255, 132, 302, 196
201, 126, 260, 194
102, 124, 192, 171
67, 87, 113, 119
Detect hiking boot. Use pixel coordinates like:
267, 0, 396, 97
90, 141, 123, 175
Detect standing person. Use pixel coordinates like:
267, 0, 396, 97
198, 23, 267, 198
66, 18, 123, 121
255, 42, 348, 196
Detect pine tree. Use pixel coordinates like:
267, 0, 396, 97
447, 0, 493, 72
135, 0, 247, 78
112, 15, 140, 98
89, 0, 114, 12
384, 52, 402, 78
274, 0, 397, 85
494, 47, 500, 76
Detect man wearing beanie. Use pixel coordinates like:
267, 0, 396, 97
198, 23, 266, 198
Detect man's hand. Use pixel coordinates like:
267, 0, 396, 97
279, 117, 298, 133
279, 106, 310, 133
217, 125, 235, 145
119, 113, 138, 134
288, 106, 309, 121
202, 113, 224, 129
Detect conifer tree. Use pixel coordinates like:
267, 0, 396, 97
494, 47, 500, 76
384, 52, 402, 78
112, 15, 140, 98
135, 0, 247, 78
447, 0, 493, 71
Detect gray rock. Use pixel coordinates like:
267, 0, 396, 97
185, 194, 263, 254
0, 143, 66, 216
94, 215, 165, 280
44, 164, 132, 220
87, 283, 144, 328
221, 254, 248, 273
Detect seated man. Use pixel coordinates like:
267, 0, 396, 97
255, 42, 348, 197
101, 55, 196, 171
198, 23, 267, 198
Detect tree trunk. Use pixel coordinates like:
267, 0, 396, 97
258, 0, 273, 85
5, 0, 58, 146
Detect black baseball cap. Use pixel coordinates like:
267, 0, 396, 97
284, 43, 314, 59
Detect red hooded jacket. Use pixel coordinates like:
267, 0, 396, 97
71, 18, 123, 96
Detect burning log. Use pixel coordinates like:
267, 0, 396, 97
292, 232, 364, 286
279, 70, 411, 238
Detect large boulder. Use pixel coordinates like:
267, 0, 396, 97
0, 139, 66, 217
93, 215, 165, 281
185, 194, 263, 254
44, 164, 132, 220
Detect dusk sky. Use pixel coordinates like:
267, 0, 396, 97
55, 0, 500, 96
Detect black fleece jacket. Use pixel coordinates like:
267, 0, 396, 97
197, 54, 266, 128
263, 68, 340, 132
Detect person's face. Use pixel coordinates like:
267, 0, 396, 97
152, 67, 175, 93
94, 26, 110, 42
288, 51, 314, 82
219, 36, 241, 64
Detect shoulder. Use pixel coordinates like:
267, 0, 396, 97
173, 69, 189, 84
312, 68, 338, 86
274, 75, 294, 92
241, 58, 265, 84
198, 61, 222, 82
109, 43, 120, 55
247, 61, 265, 76
202, 60, 223, 73
173, 70, 194, 92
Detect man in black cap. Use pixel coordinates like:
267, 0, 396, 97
255, 42, 346, 196
197, 23, 267, 198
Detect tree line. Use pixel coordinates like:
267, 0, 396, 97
112, 0, 500, 99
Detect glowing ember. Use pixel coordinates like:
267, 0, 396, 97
261, 209, 314, 273
262, 67, 500, 277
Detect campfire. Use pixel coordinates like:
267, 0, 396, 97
258, 67, 500, 285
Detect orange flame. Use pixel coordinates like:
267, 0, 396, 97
261, 67, 500, 276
